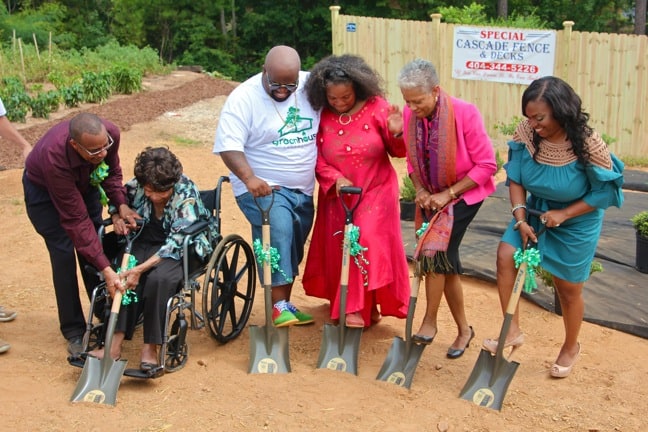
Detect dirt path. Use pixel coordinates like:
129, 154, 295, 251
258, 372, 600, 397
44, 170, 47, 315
0, 72, 646, 431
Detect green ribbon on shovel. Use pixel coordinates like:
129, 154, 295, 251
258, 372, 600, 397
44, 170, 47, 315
253, 238, 293, 283
513, 246, 542, 293
90, 161, 110, 206
117, 254, 139, 306
347, 224, 370, 287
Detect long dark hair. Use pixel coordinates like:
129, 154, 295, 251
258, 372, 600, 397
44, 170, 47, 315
522, 76, 593, 165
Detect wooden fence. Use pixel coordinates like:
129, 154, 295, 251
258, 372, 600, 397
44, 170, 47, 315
330, 6, 648, 158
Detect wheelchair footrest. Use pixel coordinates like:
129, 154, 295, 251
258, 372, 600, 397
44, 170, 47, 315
124, 367, 164, 379
67, 354, 86, 369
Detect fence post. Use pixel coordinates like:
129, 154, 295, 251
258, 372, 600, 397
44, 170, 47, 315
330, 5, 342, 55
430, 13, 442, 69
560, 21, 575, 81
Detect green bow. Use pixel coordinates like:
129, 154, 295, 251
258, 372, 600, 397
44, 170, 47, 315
117, 254, 139, 305
253, 238, 293, 283
513, 247, 542, 293
89, 161, 110, 206
347, 224, 370, 286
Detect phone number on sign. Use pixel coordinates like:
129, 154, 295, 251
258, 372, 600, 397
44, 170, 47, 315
465, 61, 539, 74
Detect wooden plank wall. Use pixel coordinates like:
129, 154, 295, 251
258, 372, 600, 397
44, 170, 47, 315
330, 6, 648, 158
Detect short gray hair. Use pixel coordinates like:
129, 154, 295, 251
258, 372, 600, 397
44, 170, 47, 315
397, 59, 439, 93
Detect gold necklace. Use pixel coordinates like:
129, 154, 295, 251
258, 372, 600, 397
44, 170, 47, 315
270, 92, 298, 126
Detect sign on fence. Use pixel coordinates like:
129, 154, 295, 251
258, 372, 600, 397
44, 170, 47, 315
452, 26, 556, 85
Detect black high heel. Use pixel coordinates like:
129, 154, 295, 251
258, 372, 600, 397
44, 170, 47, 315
446, 326, 475, 359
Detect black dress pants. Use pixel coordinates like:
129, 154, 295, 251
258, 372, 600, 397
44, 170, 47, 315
23, 172, 103, 340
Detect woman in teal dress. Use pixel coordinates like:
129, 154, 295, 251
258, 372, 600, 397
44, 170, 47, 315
483, 76, 624, 378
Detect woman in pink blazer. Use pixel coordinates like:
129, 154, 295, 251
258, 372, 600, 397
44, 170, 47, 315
394, 59, 497, 358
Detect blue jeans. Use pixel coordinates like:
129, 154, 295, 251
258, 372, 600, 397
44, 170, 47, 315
236, 188, 314, 286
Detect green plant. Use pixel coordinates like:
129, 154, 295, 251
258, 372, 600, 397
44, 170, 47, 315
110, 65, 142, 94
400, 175, 416, 201
494, 115, 524, 136
631, 211, 648, 238
538, 261, 604, 289
0, 77, 31, 123
30, 90, 59, 118
60, 83, 84, 108
81, 71, 112, 103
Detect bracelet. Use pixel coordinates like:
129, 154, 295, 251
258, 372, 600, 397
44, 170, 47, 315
448, 186, 457, 199
416, 187, 426, 195
513, 219, 526, 230
510, 203, 527, 215
393, 131, 403, 138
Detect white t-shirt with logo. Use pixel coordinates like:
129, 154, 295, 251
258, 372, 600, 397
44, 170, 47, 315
213, 71, 321, 197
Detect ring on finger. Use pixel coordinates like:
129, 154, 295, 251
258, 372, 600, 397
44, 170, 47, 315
541, 217, 547, 224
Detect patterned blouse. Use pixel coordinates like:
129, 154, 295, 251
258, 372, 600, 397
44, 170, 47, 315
125, 174, 216, 260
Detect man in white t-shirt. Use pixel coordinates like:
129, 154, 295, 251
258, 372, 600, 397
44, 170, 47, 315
214, 45, 321, 327
0, 97, 32, 353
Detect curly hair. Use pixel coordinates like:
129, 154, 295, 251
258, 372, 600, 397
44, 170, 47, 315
522, 76, 593, 165
133, 146, 183, 191
305, 54, 384, 110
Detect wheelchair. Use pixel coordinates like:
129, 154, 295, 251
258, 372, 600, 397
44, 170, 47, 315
70, 176, 257, 378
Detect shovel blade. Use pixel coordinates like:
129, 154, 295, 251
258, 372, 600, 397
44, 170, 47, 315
248, 325, 291, 374
376, 337, 426, 389
70, 356, 128, 406
316, 323, 362, 375
459, 349, 519, 411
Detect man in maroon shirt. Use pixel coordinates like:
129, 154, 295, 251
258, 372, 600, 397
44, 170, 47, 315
23, 113, 139, 357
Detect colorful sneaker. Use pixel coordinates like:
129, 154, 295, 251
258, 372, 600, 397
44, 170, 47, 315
272, 301, 299, 327
286, 301, 314, 325
0, 306, 17, 322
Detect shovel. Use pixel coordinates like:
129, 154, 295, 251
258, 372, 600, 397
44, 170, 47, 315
248, 192, 291, 374
375, 260, 426, 388
70, 253, 130, 405
460, 210, 545, 410
316, 186, 363, 375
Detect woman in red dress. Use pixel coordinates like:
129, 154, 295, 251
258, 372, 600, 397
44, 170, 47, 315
302, 54, 409, 328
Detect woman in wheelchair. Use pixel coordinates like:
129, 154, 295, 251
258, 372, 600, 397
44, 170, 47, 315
90, 146, 216, 371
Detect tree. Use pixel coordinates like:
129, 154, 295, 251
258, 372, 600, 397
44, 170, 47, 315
636, 0, 647, 34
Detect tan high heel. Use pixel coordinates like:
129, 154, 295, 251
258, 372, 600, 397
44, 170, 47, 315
482, 333, 525, 358
550, 343, 581, 378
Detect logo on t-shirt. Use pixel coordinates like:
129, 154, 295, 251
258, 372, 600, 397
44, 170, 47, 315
273, 106, 316, 146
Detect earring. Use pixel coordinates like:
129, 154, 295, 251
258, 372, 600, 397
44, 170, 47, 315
435, 96, 438, 102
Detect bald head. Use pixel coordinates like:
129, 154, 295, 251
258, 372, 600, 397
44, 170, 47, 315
264, 45, 301, 71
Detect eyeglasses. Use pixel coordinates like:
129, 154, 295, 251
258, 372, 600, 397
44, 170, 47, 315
265, 73, 299, 92
76, 134, 114, 157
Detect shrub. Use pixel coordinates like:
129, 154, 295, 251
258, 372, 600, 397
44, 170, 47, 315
0, 77, 31, 123
30, 90, 59, 118
631, 211, 648, 238
82, 71, 111, 103
110, 65, 142, 94
60, 83, 84, 108
400, 175, 416, 201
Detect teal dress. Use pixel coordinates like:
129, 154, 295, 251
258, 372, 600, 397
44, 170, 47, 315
501, 132, 624, 283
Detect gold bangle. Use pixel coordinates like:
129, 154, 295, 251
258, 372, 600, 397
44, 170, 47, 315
448, 186, 457, 199
513, 220, 526, 230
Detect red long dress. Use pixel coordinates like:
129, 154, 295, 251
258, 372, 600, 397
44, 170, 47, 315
303, 96, 410, 326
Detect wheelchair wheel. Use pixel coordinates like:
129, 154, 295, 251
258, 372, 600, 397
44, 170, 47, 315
202, 233, 256, 343
164, 299, 189, 373
85, 323, 105, 352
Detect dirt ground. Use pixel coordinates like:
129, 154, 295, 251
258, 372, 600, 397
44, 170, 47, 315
1, 72, 646, 431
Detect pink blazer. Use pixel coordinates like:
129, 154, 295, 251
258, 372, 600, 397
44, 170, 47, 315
404, 96, 496, 205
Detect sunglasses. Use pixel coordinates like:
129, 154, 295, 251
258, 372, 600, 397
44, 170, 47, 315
265, 73, 299, 92
76, 134, 114, 157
